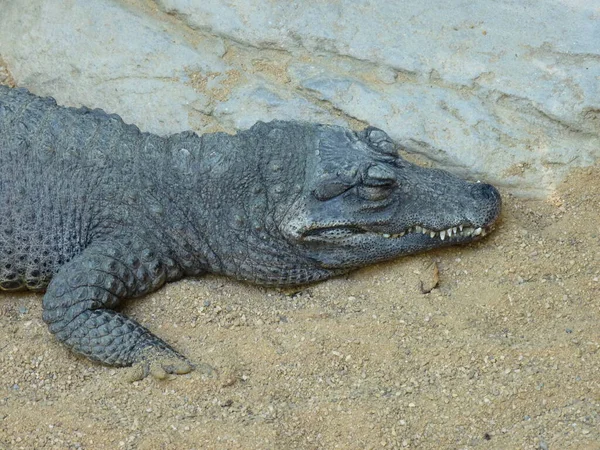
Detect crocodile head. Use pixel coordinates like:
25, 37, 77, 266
279, 124, 502, 271
201, 121, 500, 285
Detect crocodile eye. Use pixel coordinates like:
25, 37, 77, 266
365, 164, 395, 184
355, 163, 397, 201
357, 183, 394, 201
313, 180, 352, 201
364, 127, 397, 156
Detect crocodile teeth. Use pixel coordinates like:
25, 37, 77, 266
379, 224, 488, 240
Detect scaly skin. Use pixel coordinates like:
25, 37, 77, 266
0, 85, 501, 379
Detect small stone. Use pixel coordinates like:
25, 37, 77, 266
419, 261, 439, 294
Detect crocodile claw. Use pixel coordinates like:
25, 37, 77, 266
125, 347, 199, 382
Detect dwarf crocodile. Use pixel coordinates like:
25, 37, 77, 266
0, 85, 501, 379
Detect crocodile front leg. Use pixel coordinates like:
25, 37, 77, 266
41, 240, 196, 380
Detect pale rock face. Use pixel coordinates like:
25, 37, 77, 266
0, 0, 598, 197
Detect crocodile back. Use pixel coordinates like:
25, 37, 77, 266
0, 86, 139, 290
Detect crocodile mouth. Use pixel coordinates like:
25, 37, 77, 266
303, 223, 494, 242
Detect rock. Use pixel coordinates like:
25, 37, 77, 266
0, 0, 598, 197
0, 56, 15, 87
211, 83, 346, 131
419, 262, 440, 294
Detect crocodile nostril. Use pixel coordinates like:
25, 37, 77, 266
470, 182, 500, 203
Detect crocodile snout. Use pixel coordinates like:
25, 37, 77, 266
468, 182, 502, 227
470, 182, 500, 203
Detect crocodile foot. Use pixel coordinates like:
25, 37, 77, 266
125, 346, 215, 382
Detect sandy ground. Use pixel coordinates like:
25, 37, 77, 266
0, 65, 598, 448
